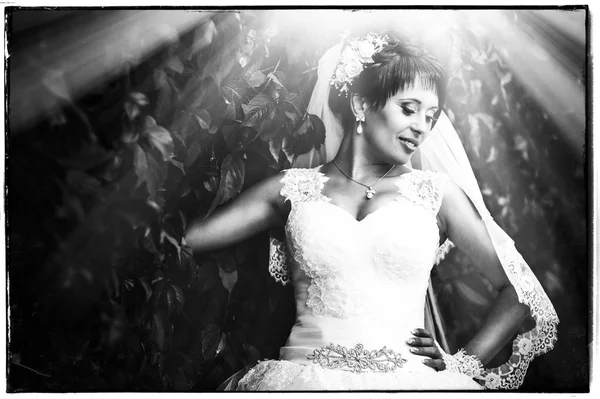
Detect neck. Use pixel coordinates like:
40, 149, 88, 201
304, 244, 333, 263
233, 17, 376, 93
333, 131, 395, 180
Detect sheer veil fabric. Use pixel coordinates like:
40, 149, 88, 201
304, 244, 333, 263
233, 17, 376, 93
266, 39, 559, 390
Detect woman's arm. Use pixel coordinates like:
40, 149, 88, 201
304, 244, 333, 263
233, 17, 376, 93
438, 181, 530, 366
184, 172, 288, 254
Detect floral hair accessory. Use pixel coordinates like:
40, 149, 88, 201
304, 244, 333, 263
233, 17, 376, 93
330, 33, 389, 96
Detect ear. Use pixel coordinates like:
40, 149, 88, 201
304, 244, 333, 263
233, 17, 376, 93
350, 94, 369, 119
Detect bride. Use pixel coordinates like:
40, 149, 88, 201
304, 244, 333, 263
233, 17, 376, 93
185, 32, 558, 390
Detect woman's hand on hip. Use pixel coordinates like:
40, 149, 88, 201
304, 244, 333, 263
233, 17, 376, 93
406, 328, 446, 371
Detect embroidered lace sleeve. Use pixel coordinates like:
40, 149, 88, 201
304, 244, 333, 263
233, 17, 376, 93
268, 168, 330, 286
279, 168, 330, 207
395, 170, 455, 265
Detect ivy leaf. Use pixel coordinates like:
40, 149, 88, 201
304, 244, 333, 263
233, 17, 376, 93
139, 278, 153, 302
285, 114, 326, 157
221, 122, 240, 151
218, 268, 238, 295
146, 152, 168, 196
281, 136, 295, 165
201, 324, 221, 359
268, 135, 283, 163
166, 286, 177, 315
132, 147, 167, 197
165, 55, 184, 74
185, 141, 202, 167
195, 109, 211, 130
295, 114, 312, 137
203, 176, 218, 193
143, 228, 159, 254
210, 250, 237, 273
129, 92, 150, 107
205, 154, 245, 217
153, 71, 176, 126
124, 102, 140, 120
172, 285, 185, 306
247, 71, 266, 88
124, 279, 134, 291
151, 313, 166, 350
309, 113, 326, 147
133, 144, 149, 186
224, 103, 237, 121
284, 110, 301, 127
283, 93, 303, 115
197, 259, 220, 293
161, 229, 182, 262
168, 158, 185, 175
257, 106, 282, 141
222, 79, 252, 104
268, 71, 287, 89
143, 116, 174, 161
241, 93, 275, 129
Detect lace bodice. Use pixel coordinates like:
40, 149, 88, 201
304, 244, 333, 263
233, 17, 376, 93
279, 167, 447, 321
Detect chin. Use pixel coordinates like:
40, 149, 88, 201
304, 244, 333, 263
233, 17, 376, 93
388, 153, 412, 166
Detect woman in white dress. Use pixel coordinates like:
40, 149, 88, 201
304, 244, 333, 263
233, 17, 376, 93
185, 33, 558, 390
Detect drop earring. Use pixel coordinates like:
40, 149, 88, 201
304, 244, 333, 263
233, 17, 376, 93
356, 115, 365, 134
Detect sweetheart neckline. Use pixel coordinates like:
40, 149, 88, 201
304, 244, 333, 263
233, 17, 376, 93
315, 167, 415, 223
311, 199, 400, 224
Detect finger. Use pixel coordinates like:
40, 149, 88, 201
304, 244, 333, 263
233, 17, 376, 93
422, 358, 446, 371
411, 328, 433, 338
406, 337, 434, 347
409, 346, 442, 359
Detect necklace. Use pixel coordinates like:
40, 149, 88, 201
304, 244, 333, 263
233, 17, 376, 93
332, 160, 396, 200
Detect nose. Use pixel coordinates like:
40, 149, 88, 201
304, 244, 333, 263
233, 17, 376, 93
411, 114, 429, 135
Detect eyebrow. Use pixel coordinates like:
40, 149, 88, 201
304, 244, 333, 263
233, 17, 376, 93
398, 98, 439, 110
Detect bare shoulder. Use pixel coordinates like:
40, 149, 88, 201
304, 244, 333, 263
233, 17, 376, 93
440, 177, 464, 204
438, 177, 484, 233
439, 178, 470, 213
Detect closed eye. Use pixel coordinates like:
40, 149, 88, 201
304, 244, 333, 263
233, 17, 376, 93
401, 105, 416, 116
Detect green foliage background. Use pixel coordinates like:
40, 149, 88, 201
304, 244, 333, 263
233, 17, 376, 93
6, 9, 587, 392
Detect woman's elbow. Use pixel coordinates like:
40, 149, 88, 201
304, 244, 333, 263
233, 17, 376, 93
499, 283, 531, 318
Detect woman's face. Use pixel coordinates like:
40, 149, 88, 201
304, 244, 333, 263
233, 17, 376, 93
362, 80, 439, 165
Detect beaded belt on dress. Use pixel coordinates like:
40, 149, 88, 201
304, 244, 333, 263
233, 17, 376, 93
306, 343, 408, 373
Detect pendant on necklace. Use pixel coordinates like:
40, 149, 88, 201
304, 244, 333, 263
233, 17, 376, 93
365, 187, 376, 199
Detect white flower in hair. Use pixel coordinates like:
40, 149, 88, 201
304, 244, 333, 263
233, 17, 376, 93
355, 40, 376, 60
330, 33, 389, 96
343, 56, 363, 79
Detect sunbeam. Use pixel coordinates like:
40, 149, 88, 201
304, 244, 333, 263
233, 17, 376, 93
10, 10, 211, 133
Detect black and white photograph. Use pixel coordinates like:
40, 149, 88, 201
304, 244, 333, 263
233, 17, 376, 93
2, 3, 592, 393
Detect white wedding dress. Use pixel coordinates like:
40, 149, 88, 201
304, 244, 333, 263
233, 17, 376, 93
233, 166, 484, 391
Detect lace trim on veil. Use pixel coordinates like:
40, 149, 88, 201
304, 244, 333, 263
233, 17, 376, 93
473, 240, 559, 389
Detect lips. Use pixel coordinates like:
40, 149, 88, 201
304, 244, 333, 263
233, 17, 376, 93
398, 136, 419, 151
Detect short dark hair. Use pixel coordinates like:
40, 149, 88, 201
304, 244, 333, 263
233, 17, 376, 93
328, 37, 447, 130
